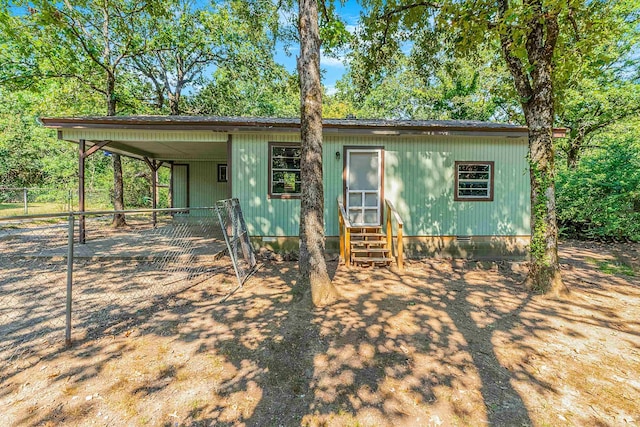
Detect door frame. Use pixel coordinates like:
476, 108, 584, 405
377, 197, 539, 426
343, 146, 384, 226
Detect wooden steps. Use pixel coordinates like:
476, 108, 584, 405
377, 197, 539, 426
350, 226, 392, 266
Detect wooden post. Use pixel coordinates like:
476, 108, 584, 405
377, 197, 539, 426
345, 226, 351, 267
338, 204, 344, 263
143, 158, 164, 228
385, 202, 392, 255
77, 140, 110, 243
152, 162, 157, 227
78, 139, 86, 244
397, 223, 404, 270
77, 139, 111, 244
23, 187, 28, 215
385, 199, 404, 270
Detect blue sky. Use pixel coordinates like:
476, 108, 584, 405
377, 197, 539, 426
274, 0, 363, 92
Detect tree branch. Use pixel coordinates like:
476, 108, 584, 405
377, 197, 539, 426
378, 2, 439, 21
498, 0, 533, 100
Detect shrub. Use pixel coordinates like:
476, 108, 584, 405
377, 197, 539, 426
556, 135, 640, 241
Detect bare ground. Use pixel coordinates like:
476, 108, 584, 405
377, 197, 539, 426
1, 240, 639, 426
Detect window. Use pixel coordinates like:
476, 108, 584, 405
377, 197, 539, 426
269, 143, 301, 198
217, 164, 228, 182
454, 161, 494, 201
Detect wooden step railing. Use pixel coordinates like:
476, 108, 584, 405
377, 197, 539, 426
337, 198, 352, 267
385, 199, 404, 269
338, 197, 404, 268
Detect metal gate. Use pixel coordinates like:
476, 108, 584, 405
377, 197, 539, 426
215, 198, 257, 286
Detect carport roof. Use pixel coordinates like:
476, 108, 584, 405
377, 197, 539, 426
39, 115, 566, 161
40, 115, 543, 133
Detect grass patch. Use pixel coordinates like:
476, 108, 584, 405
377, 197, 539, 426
586, 257, 635, 276
598, 261, 635, 276
0, 202, 69, 216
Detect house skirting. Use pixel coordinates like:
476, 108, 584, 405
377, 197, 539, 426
251, 235, 530, 259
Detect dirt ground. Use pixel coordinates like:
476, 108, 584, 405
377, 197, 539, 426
1, 240, 639, 426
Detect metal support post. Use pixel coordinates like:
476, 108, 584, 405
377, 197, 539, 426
143, 157, 162, 228
152, 163, 158, 227
65, 213, 75, 347
79, 139, 86, 244
23, 187, 28, 214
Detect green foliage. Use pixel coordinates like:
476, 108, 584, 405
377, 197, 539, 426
556, 126, 640, 241
330, 51, 517, 121
188, 62, 299, 117
128, 0, 280, 114
0, 86, 77, 188
529, 159, 550, 266
586, 258, 636, 277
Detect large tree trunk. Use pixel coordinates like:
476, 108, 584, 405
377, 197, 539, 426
524, 102, 565, 295
106, 73, 127, 227
523, 78, 566, 295
297, 0, 338, 306
497, 0, 566, 295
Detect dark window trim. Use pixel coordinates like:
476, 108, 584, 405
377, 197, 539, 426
268, 141, 301, 199
217, 163, 228, 182
454, 161, 494, 202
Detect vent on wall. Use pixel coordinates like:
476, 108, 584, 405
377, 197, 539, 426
456, 236, 472, 242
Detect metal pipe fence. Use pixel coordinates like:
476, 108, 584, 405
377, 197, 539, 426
0, 207, 237, 378
0, 187, 113, 215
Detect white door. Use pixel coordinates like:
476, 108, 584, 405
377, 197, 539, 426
346, 148, 382, 226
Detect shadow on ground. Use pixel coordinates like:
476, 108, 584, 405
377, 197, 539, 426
3, 240, 640, 426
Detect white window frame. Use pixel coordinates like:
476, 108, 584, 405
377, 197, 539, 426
454, 161, 494, 201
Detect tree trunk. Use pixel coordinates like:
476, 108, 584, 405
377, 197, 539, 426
111, 153, 127, 226
566, 135, 583, 169
524, 99, 566, 296
106, 73, 127, 227
297, 0, 338, 306
497, 0, 566, 295
169, 94, 180, 115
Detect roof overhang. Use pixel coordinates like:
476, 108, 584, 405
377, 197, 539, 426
39, 115, 567, 161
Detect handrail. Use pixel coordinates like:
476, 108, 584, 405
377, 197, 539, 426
386, 200, 403, 227
385, 199, 404, 269
337, 199, 352, 229
337, 198, 352, 266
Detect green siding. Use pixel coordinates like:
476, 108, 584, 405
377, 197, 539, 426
233, 133, 302, 235
173, 161, 229, 216
231, 133, 530, 237
172, 164, 188, 208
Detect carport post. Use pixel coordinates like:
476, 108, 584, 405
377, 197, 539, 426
79, 140, 86, 244
143, 158, 164, 228
65, 213, 74, 347
78, 139, 110, 243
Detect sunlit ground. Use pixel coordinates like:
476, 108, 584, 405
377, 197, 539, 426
2, 240, 639, 426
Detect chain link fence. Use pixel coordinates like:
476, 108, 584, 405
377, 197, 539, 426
0, 207, 242, 378
216, 198, 258, 286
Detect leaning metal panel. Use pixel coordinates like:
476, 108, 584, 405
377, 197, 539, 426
215, 199, 257, 286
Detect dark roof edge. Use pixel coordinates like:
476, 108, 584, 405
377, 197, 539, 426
39, 116, 567, 137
